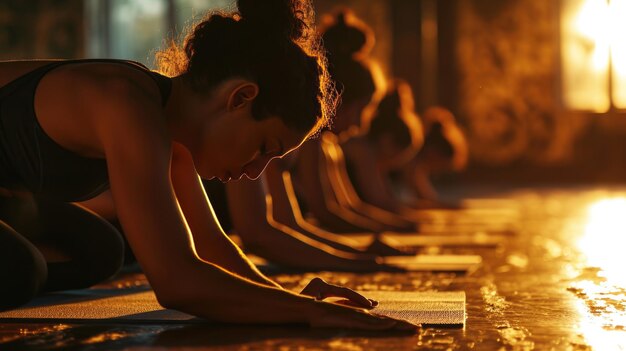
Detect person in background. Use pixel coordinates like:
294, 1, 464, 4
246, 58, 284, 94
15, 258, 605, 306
362, 80, 469, 210
215, 152, 413, 273
290, 9, 418, 234
0, 0, 417, 331
398, 106, 469, 208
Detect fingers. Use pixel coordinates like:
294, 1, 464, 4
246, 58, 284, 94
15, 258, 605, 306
301, 278, 377, 309
300, 277, 326, 298
335, 298, 379, 309
325, 285, 374, 308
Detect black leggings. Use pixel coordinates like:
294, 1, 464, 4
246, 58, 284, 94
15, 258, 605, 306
0, 194, 124, 310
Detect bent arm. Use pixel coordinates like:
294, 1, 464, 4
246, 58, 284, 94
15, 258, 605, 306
293, 141, 386, 232
320, 138, 416, 232
90, 77, 306, 321
169, 142, 279, 288
264, 160, 372, 252
226, 175, 381, 272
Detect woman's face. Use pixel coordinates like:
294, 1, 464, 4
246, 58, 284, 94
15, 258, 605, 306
195, 109, 305, 182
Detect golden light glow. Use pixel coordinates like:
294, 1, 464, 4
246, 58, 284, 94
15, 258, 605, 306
562, 0, 626, 111
579, 198, 626, 284
574, 198, 626, 350
610, 0, 626, 108
562, 0, 610, 112
572, 289, 626, 350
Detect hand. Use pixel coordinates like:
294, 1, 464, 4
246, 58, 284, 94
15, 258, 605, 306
307, 300, 420, 332
300, 277, 378, 309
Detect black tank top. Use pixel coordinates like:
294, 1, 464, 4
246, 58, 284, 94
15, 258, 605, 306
0, 59, 172, 202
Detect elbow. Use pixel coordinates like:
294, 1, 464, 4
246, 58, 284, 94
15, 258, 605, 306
147, 261, 200, 311
154, 288, 181, 310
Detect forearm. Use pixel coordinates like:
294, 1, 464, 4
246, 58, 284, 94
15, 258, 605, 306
160, 258, 316, 324
194, 232, 281, 288
285, 222, 366, 253
239, 219, 378, 271
170, 144, 279, 288
349, 201, 417, 232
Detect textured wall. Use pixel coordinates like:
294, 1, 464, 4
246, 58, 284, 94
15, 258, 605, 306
455, 0, 589, 166
450, 0, 626, 183
0, 0, 84, 60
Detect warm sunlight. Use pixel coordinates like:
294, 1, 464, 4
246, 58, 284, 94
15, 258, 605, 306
561, 0, 626, 111
572, 288, 626, 351
579, 198, 626, 285
611, 0, 626, 108
573, 198, 626, 350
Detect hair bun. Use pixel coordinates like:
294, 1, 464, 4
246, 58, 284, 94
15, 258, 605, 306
237, 0, 313, 41
322, 9, 373, 59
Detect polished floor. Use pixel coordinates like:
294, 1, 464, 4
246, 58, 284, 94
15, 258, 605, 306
2, 186, 626, 350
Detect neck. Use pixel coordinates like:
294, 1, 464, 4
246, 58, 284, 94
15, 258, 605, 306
163, 75, 221, 154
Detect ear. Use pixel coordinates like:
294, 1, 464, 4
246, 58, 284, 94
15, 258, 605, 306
227, 81, 259, 111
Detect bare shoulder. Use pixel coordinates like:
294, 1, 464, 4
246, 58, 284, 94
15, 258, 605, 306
42, 61, 162, 109
35, 61, 168, 157
0, 59, 61, 88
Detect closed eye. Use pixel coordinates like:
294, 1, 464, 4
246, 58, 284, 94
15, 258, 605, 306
260, 139, 284, 158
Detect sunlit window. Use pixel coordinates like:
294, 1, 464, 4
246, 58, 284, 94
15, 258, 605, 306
85, 0, 229, 67
561, 0, 626, 112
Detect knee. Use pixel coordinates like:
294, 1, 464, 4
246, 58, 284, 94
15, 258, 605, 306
0, 238, 47, 310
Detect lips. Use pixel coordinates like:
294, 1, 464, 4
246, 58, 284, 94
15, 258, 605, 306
217, 170, 248, 182
218, 171, 232, 183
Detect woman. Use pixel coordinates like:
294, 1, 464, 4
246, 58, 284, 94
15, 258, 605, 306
291, 10, 417, 234
363, 80, 468, 210
402, 107, 469, 206
0, 0, 416, 331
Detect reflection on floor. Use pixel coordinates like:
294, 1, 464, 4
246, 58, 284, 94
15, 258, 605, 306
2, 186, 626, 350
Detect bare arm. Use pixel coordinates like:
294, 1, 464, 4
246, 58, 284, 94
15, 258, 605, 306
293, 141, 387, 232
29, 64, 416, 330
226, 175, 382, 272
89, 77, 414, 328
320, 137, 416, 232
341, 140, 403, 213
264, 159, 372, 252
341, 139, 432, 217
169, 142, 279, 287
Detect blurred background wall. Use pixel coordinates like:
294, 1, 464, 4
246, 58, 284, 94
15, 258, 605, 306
0, 0, 84, 59
2, 0, 625, 185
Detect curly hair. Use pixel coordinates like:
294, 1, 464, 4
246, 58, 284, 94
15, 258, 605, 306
319, 9, 379, 107
155, 0, 337, 138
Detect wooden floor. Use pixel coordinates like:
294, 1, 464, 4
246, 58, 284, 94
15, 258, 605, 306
2, 186, 626, 350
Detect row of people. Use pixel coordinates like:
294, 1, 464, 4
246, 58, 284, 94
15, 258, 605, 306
0, 1, 465, 331
196, 9, 469, 271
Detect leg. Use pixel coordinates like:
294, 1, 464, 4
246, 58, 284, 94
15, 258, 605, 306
0, 220, 47, 310
34, 197, 125, 292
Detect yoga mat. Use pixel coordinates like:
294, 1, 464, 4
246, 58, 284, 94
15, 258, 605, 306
0, 289, 197, 324
417, 224, 518, 235
249, 253, 481, 273
362, 291, 466, 326
0, 289, 465, 326
382, 233, 506, 247
382, 254, 482, 272
346, 233, 505, 248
